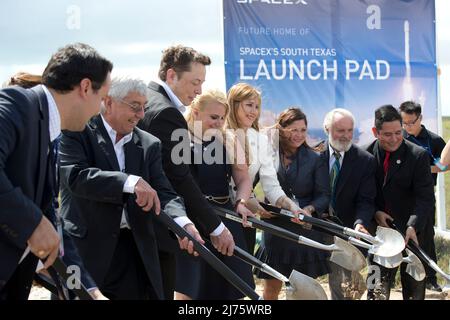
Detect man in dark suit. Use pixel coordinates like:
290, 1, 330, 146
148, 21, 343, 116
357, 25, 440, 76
399, 101, 447, 292
365, 105, 435, 300
321, 108, 376, 300
59, 78, 203, 300
138, 45, 234, 300
0, 43, 113, 300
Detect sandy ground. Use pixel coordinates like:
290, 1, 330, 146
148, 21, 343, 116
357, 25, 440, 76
28, 278, 448, 300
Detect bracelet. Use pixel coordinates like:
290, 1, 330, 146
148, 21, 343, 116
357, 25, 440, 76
234, 198, 246, 210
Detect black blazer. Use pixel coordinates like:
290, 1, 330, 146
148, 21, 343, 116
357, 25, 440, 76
59, 115, 187, 299
0, 86, 51, 294
365, 139, 435, 233
138, 82, 222, 236
277, 144, 330, 214
320, 143, 376, 229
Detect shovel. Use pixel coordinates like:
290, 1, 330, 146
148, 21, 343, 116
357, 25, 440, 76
259, 202, 405, 258
34, 257, 94, 300
387, 220, 450, 290
310, 222, 424, 281
213, 205, 366, 272
231, 245, 328, 300
372, 249, 426, 281
157, 211, 262, 300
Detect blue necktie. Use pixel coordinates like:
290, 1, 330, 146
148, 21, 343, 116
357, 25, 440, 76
330, 151, 341, 212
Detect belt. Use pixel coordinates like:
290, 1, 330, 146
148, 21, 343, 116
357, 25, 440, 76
204, 195, 230, 204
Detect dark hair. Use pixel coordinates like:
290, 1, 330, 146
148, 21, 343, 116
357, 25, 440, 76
158, 45, 211, 81
276, 107, 314, 151
7, 72, 42, 88
42, 43, 113, 93
374, 105, 402, 130
399, 100, 422, 116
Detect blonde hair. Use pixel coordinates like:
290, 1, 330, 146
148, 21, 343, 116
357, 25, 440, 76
225, 82, 261, 131
185, 89, 246, 165
185, 89, 229, 133
225, 83, 262, 164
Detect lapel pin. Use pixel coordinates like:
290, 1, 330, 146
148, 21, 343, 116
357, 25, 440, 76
396, 159, 401, 164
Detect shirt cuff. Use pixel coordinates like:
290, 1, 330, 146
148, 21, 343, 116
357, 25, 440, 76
210, 222, 225, 237
123, 175, 141, 193
174, 216, 193, 229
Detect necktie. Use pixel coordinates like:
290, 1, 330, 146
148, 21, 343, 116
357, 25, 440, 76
383, 151, 391, 214
330, 151, 341, 212
383, 151, 391, 178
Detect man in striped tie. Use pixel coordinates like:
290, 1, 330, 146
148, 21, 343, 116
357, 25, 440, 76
320, 108, 377, 300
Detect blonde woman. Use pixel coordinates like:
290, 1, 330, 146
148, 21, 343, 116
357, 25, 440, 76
225, 83, 303, 254
174, 89, 255, 300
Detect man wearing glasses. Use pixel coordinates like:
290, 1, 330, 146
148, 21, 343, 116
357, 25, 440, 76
58, 78, 203, 299
399, 101, 447, 292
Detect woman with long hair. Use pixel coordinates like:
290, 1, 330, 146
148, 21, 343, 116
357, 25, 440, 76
175, 89, 255, 300
256, 107, 330, 300
225, 83, 303, 254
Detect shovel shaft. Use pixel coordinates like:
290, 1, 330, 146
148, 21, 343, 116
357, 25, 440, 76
232, 246, 289, 282
50, 257, 93, 300
157, 212, 261, 300
387, 221, 450, 281
407, 240, 450, 281
261, 202, 380, 244
214, 206, 336, 252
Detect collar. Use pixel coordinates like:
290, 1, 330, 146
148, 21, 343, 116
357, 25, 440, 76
328, 143, 345, 160
404, 125, 428, 140
100, 114, 133, 145
156, 79, 185, 112
41, 85, 61, 142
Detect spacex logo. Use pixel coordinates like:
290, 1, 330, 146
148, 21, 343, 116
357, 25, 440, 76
237, 0, 308, 5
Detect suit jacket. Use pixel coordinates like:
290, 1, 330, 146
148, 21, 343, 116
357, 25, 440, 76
365, 139, 435, 233
138, 81, 222, 237
273, 144, 330, 213
320, 142, 376, 229
59, 115, 186, 299
0, 86, 53, 296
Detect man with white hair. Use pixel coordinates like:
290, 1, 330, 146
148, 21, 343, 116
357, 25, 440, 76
58, 78, 203, 299
320, 108, 376, 300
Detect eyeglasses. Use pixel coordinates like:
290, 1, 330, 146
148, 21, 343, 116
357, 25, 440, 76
116, 98, 148, 113
403, 115, 421, 127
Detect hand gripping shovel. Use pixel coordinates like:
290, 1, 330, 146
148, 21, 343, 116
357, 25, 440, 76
259, 202, 405, 258
157, 211, 262, 300
387, 220, 450, 289
372, 249, 425, 281
230, 244, 327, 300
308, 220, 423, 280
213, 205, 365, 272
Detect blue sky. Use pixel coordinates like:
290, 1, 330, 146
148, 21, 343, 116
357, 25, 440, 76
1, 0, 449, 119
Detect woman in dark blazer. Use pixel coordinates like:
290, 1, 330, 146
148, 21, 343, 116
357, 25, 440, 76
256, 107, 331, 300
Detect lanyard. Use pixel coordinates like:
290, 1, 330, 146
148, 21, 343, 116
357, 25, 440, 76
409, 135, 435, 160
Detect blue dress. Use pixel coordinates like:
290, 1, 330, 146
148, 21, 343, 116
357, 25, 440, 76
255, 145, 331, 279
175, 137, 255, 299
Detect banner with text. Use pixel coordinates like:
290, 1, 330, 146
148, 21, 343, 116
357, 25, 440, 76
223, 0, 437, 144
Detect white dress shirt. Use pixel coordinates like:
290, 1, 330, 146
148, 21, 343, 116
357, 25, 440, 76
101, 116, 139, 229
101, 115, 192, 230
42, 85, 61, 142
328, 144, 345, 173
157, 80, 187, 115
